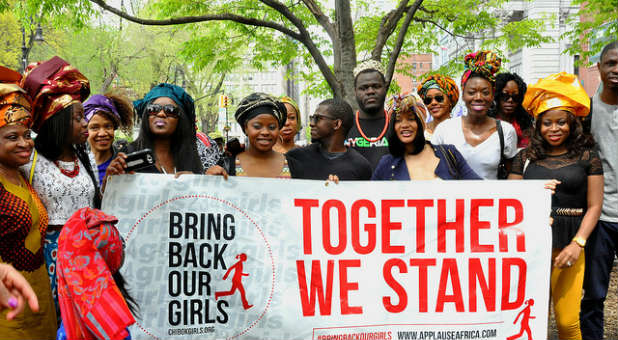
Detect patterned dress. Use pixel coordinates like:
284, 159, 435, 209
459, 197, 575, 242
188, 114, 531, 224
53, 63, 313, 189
0, 175, 57, 339
230, 156, 291, 178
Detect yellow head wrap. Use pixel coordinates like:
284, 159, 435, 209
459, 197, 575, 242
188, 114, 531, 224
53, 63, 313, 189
0, 66, 33, 129
279, 95, 302, 130
522, 72, 590, 117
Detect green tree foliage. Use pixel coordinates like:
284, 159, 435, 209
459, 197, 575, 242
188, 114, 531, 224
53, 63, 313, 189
1, 3, 234, 131
563, 0, 618, 63
8, 0, 560, 109
0, 11, 21, 69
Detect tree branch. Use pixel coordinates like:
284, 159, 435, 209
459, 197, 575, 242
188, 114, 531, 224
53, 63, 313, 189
418, 5, 437, 15
371, 0, 410, 61
88, 0, 302, 40
385, 0, 423, 86
301, 0, 335, 41
413, 17, 487, 40
89, 0, 340, 97
195, 73, 225, 102
259, 0, 340, 96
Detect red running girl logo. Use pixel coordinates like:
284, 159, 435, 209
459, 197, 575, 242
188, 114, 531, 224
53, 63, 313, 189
215, 253, 253, 310
507, 298, 535, 340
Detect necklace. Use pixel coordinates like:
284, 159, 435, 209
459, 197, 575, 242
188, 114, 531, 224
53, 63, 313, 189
355, 110, 389, 143
54, 157, 80, 178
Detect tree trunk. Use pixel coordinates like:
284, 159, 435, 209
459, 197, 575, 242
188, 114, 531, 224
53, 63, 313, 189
334, 0, 358, 110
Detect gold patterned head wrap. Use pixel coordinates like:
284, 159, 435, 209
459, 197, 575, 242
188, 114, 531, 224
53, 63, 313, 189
354, 59, 385, 78
417, 74, 460, 110
522, 72, 590, 117
461, 50, 502, 87
20, 56, 90, 133
387, 92, 428, 130
0, 66, 33, 129
279, 95, 302, 130
235, 92, 287, 132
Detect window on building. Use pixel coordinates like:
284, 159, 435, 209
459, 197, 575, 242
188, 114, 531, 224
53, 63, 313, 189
412, 63, 417, 69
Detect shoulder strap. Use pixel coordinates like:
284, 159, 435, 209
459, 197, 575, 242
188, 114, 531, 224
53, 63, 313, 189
496, 119, 505, 160
29, 150, 38, 185
583, 96, 593, 134
437, 145, 460, 179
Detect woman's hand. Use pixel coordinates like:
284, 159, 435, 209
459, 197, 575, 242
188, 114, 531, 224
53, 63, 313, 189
105, 153, 129, 176
544, 179, 561, 194
553, 243, 582, 269
101, 153, 135, 193
206, 165, 228, 180
0, 263, 39, 320
325, 174, 340, 185
174, 171, 193, 178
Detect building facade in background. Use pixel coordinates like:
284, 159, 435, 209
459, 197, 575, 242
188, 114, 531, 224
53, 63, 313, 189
434, 0, 602, 96
392, 54, 433, 94
221, 61, 313, 142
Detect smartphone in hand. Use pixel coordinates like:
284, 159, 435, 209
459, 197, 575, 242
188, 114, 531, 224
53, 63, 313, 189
124, 149, 155, 173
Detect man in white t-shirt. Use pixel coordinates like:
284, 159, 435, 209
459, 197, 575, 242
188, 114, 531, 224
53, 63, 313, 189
580, 40, 618, 340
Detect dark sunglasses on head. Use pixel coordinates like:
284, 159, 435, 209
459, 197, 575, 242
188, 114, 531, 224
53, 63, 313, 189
145, 104, 180, 118
500, 93, 522, 102
309, 113, 337, 123
422, 95, 445, 105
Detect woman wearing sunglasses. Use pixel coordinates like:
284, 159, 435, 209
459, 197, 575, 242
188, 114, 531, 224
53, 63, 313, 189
83, 91, 134, 184
493, 73, 532, 148
372, 93, 480, 180
416, 75, 460, 139
105, 83, 203, 178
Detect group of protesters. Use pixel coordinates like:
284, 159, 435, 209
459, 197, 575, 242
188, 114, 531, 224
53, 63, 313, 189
0, 39, 617, 340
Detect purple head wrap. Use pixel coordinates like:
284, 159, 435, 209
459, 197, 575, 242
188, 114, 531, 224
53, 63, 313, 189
83, 94, 120, 123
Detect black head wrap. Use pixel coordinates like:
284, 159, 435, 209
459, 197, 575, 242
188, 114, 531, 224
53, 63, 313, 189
234, 93, 287, 133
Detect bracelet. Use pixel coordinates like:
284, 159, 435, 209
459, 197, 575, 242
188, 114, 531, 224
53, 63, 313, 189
572, 236, 586, 248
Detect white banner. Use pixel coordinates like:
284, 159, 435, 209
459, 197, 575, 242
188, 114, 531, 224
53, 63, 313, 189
102, 175, 552, 340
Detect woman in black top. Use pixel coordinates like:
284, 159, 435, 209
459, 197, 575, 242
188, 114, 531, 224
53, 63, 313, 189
492, 73, 533, 148
508, 72, 603, 340
105, 84, 203, 181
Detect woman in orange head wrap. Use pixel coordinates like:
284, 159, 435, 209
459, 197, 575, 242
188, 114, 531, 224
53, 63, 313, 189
509, 72, 603, 340
416, 74, 459, 137
0, 66, 57, 339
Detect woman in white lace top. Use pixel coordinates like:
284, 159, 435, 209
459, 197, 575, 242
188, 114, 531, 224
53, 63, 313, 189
19, 56, 100, 317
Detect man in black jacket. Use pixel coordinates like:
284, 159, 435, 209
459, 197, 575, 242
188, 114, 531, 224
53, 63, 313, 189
286, 99, 372, 180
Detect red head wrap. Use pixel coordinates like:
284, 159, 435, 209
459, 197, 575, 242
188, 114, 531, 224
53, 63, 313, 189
20, 56, 89, 133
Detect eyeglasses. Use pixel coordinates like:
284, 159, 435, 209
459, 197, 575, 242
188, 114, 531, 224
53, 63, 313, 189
145, 104, 180, 118
309, 113, 337, 123
422, 95, 445, 105
500, 93, 522, 102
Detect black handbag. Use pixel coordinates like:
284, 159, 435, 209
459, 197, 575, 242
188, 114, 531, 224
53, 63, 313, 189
496, 119, 508, 179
